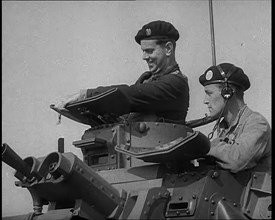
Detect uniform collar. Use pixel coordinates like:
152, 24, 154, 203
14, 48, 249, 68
219, 104, 248, 130
151, 64, 180, 80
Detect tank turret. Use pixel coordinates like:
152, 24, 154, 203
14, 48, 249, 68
2, 92, 271, 220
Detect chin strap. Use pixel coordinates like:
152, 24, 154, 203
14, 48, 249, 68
207, 99, 228, 140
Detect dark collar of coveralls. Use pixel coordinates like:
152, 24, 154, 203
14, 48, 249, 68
149, 64, 180, 81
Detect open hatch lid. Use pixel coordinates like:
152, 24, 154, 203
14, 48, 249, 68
114, 122, 210, 163
50, 88, 129, 126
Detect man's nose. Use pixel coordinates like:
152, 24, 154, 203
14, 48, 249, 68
203, 96, 209, 104
142, 52, 149, 60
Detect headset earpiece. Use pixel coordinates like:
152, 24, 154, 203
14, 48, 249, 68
221, 86, 234, 99
217, 64, 236, 99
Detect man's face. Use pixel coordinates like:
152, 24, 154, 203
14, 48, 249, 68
203, 84, 226, 117
140, 39, 168, 74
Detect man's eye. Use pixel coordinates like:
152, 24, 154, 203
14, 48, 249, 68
143, 50, 153, 54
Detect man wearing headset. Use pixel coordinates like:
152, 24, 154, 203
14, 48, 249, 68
199, 63, 271, 173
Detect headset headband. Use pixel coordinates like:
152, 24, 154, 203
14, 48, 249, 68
217, 64, 237, 83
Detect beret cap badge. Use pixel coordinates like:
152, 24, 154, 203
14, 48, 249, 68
145, 28, 152, 36
135, 20, 179, 44
199, 63, 251, 91
206, 70, 213, 80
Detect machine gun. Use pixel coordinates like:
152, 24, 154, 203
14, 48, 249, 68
2, 143, 126, 220
2, 143, 35, 181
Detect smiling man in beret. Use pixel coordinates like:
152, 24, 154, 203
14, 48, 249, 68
199, 62, 271, 173
54, 20, 189, 124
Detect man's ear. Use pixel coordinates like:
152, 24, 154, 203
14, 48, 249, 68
165, 42, 173, 56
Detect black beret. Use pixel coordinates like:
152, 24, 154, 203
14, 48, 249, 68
135, 20, 179, 44
199, 63, 250, 91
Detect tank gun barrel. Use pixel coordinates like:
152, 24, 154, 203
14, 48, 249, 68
2, 143, 33, 179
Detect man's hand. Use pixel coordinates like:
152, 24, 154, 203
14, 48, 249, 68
51, 89, 91, 125
54, 89, 87, 110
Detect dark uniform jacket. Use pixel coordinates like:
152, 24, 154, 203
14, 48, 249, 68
86, 64, 189, 123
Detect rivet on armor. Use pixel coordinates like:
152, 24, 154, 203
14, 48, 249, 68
111, 155, 115, 159
211, 200, 215, 204
155, 123, 159, 126
204, 197, 209, 201
211, 171, 219, 178
179, 196, 183, 200
211, 211, 214, 216
186, 209, 190, 214
246, 209, 250, 213
253, 174, 257, 179
176, 211, 180, 216
222, 197, 226, 200
139, 122, 147, 133
233, 203, 237, 207
127, 156, 131, 160
173, 124, 176, 128
110, 194, 115, 199
192, 194, 196, 199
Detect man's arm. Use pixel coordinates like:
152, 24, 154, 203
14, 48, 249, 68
123, 74, 189, 112
53, 73, 188, 118
86, 73, 189, 113
208, 114, 271, 173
